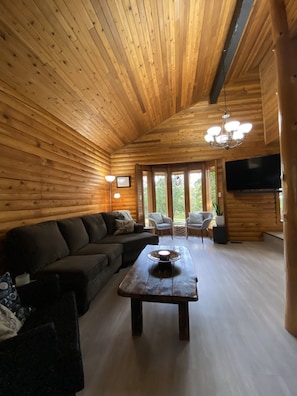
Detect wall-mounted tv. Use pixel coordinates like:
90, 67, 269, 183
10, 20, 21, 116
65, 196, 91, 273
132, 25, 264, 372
225, 154, 281, 192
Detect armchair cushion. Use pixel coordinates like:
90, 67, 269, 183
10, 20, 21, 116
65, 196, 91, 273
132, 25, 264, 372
149, 212, 163, 224
188, 213, 204, 224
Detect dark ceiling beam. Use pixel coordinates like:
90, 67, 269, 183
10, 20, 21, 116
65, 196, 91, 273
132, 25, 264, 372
209, 0, 254, 104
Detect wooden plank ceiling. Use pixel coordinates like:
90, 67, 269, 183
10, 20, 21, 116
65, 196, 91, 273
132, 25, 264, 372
0, 0, 296, 154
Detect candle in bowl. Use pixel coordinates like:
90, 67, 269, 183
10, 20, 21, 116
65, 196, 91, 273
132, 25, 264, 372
158, 250, 170, 261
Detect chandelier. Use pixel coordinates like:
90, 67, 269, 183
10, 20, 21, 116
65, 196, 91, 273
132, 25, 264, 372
204, 53, 252, 150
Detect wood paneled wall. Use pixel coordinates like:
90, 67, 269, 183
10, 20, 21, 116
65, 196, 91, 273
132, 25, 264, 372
260, 49, 279, 144
0, 83, 111, 239
111, 68, 282, 240
0, 47, 282, 250
225, 191, 281, 241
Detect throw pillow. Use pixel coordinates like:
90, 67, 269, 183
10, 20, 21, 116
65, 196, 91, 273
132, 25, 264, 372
114, 210, 134, 221
0, 272, 32, 324
189, 212, 204, 224
114, 220, 135, 235
0, 303, 22, 341
150, 213, 163, 224
102, 212, 125, 234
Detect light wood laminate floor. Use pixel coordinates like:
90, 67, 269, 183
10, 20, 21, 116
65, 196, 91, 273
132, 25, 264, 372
77, 236, 297, 396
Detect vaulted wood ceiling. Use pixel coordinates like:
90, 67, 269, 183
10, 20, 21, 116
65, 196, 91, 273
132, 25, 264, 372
0, 1, 296, 154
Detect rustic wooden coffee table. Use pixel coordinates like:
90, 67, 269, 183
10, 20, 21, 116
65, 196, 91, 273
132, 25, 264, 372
118, 244, 198, 340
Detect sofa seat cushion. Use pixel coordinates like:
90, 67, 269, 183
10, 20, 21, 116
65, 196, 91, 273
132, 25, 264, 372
5, 221, 70, 275
81, 214, 107, 242
39, 254, 108, 282
74, 243, 123, 266
57, 218, 89, 254
99, 232, 158, 253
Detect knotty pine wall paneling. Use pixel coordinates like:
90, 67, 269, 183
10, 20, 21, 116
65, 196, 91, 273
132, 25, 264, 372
259, 48, 279, 144
226, 191, 282, 241
111, 161, 137, 220
0, 85, 111, 239
111, 70, 281, 240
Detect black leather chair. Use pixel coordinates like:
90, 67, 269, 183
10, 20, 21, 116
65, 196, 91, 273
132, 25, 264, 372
0, 275, 84, 396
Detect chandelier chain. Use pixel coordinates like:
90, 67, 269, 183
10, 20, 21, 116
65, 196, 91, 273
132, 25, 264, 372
204, 49, 253, 150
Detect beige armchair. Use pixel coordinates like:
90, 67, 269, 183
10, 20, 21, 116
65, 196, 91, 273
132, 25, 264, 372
148, 212, 173, 238
186, 211, 213, 242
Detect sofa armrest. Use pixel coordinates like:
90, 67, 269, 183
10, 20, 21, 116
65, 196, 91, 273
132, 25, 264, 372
134, 223, 144, 233
17, 274, 61, 308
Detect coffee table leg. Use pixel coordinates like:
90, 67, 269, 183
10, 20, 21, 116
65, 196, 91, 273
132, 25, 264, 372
178, 302, 189, 340
131, 299, 143, 336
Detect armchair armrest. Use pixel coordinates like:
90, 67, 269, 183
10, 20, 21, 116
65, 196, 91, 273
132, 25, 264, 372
162, 216, 173, 225
148, 218, 157, 227
0, 323, 63, 396
202, 217, 213, 228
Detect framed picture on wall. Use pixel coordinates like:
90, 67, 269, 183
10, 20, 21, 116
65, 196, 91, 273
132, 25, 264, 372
116, 176, 131, 188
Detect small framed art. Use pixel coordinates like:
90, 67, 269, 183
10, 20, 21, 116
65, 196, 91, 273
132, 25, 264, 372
116, 176, 131, 188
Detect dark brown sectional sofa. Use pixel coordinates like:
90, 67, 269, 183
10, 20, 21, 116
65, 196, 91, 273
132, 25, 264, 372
4, 211, 159, 315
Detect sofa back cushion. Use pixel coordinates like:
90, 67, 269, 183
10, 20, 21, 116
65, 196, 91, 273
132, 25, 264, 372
81, 213, 107, 242
101, 212, 125, 235
57, 217, 89, 254
5, 221, 70, 275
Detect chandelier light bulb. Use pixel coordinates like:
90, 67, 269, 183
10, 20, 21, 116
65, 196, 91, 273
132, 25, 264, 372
238, 123, 252, 134
224, 120, 240, 132
232, 131, 244, 140
216, 134, 228, 144
207, 126, 221, 136
204, 134, 214, 143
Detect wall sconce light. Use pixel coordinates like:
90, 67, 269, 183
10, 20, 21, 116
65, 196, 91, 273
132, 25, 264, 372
114, 192, 121, 199
105, 175, 115, 211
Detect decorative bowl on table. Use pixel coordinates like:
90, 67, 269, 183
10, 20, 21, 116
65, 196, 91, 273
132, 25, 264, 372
148, 249, 180, 263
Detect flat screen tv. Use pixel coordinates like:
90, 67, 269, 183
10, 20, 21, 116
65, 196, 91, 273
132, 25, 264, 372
225, 154, 281, 192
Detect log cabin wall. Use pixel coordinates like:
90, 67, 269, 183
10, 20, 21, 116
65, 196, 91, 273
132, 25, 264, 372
0, 17, 283, 259
0, 83, 112, 239
111, 65, 282, 241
